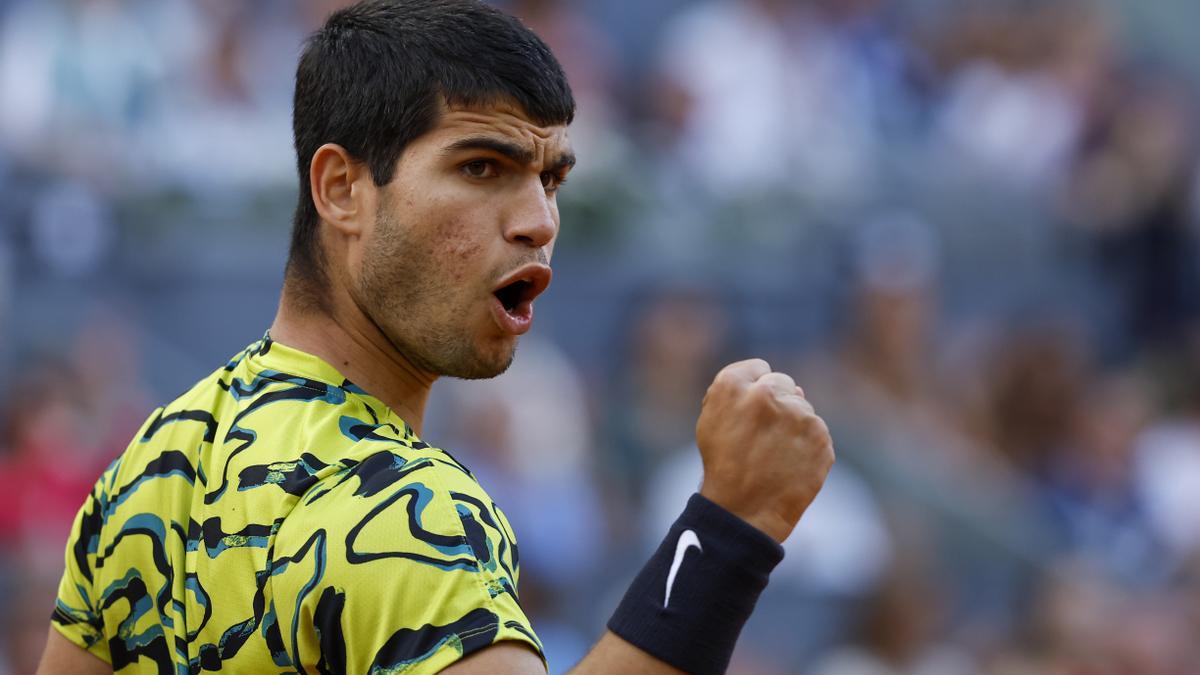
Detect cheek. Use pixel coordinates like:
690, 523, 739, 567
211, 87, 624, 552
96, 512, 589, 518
437, 222, 483, 258
390, 187, 494, 285
430, 213, 489, 279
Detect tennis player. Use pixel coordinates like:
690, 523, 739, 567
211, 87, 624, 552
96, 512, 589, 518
36, 1, 833, 673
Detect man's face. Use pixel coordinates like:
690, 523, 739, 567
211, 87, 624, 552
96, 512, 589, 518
352, 101, 574, 379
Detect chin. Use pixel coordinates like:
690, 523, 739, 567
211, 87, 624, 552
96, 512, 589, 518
442, 342, 517, 380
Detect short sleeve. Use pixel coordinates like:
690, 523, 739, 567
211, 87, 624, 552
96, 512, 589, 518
52, 464, 116, 664
270, 450, 544, 674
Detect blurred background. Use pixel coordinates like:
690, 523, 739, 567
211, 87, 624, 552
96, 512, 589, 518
2, 0, 1200, 672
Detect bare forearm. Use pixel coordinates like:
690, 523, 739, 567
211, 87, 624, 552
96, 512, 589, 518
567, 632, 687, 675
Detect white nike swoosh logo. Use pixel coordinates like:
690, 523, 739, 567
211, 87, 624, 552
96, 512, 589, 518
664, 529, 702, 608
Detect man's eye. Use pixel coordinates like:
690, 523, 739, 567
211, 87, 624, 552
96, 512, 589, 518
541, 171, 567, 193
462, 160, 496, 178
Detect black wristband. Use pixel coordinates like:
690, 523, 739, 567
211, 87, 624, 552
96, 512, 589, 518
607, 493, 785, 675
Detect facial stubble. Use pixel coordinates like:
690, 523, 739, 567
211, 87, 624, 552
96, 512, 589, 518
358, 209, 518, 380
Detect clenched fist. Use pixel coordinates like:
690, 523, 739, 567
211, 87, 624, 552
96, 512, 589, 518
696, 359, 835, 543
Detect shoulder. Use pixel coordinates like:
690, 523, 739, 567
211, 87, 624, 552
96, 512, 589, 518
269, 443, 539, 674
279, 441, 514, 571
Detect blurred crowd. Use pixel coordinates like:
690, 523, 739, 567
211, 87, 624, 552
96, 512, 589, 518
2, 0, 1200, 672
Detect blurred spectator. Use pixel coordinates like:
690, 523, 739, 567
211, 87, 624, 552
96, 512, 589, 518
601, 281, 737, 516
647, 0, 896, 205
0, 0, 174, 184
0, 310, 149, 568
989, 559, 1194, 673
0, 358, 93, 562
28, 179, 114, 278
143, 0, 304, 191
807, 213, 1051, 633
1061, 73, 1200, 353
1134, 340, 1200, 570
0, 0, 308, 191
810, 547, 977, 675
1036, 369, 1169, 584
973, 319, 1089, 473
929, 1, 1115, 190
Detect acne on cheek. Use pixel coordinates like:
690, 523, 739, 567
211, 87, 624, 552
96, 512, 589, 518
435, 221, 484, 278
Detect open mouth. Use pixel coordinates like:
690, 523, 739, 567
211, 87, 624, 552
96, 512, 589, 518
490, 264, 552, 335
495, 279, 536, 313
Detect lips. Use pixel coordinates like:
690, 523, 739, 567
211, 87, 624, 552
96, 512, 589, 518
490, 263, 552, 335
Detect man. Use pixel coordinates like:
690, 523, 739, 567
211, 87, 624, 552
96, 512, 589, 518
36, 1, 834, 673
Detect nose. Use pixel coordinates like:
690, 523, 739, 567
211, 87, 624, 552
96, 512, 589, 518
503, 181, 558, 249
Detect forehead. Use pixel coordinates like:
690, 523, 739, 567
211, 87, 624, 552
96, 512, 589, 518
422, 100, 572, 156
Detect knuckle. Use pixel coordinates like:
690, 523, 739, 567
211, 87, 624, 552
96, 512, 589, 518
780, 409, 803, 431
761, 371, 794, 388
738, 358, 772, 381
794, 410, 820, 431
798, 410, 824, 430
746, 357, 771, 372
796, 416, 832, 451
747, 382, 777, 405
811, 415, 830, 438
708, 374, 736, 396
797, 397, 818, 415
716, 362, 748, 384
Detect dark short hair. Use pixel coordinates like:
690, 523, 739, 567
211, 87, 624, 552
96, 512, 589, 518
288, 0, 575, 296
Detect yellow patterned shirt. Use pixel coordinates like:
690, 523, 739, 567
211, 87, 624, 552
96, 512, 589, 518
52, 335, 542, 673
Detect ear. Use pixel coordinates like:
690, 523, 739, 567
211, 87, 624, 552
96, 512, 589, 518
310, 143, 374, 237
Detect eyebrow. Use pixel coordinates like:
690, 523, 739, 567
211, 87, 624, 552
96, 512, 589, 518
548, 151, 577, 174
442, 135, 576, 172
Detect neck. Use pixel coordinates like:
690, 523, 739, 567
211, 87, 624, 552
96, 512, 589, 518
270, 279, 437, 436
